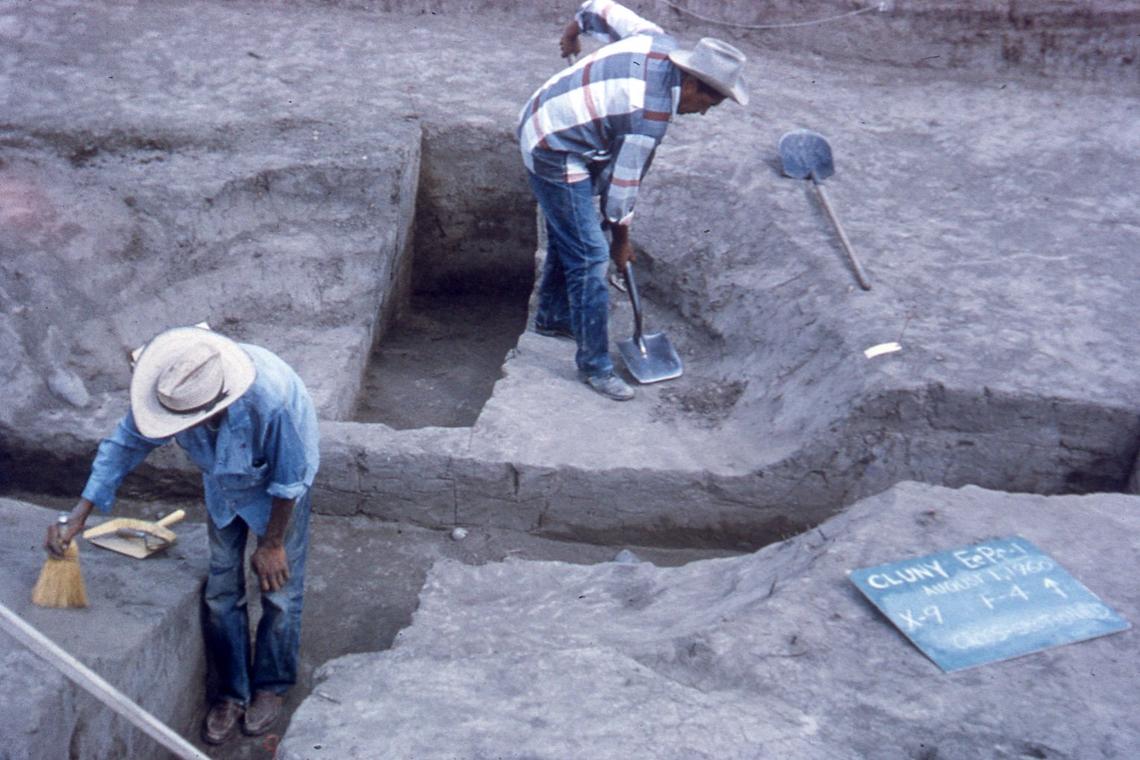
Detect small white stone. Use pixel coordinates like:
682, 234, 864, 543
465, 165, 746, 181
450, 527, 468, 541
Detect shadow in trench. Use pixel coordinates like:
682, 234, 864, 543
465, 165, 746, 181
353, 288, 531, 429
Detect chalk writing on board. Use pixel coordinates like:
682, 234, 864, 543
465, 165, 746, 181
849, 536, 1130, 672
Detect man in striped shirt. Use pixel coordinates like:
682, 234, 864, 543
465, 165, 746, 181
519, 0, 747, 400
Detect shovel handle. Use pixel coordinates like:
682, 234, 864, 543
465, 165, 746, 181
156, 509, 185, 529
621, 261, 646, 349
812, 178, 871, 291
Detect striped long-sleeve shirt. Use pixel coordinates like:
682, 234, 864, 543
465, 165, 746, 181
518, 0, 681, 226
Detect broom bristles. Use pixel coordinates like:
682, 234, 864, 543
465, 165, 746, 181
32, 541, 88, 609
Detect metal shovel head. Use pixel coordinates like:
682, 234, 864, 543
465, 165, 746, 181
618, 331, 683, 384
779, 128, 834, 181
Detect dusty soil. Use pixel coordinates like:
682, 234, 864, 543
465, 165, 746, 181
3, 491, 737, 760
3, 0, 1138, 539
355, 289, 530, 429
2, 0, 1138, 757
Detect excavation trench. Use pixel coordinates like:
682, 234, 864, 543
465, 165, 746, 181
2, 2, 1140, 756
2, 118, 1137, 534
353, 123, 536, 429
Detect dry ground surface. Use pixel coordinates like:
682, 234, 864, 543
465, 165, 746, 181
4, 493, 736, 760
1, 0, 1139, 758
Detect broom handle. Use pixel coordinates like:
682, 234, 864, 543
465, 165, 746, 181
0, 601, 212, 760
812, 177, 872, 290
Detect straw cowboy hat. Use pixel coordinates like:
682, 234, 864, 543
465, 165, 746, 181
668, 37, 749, 106
130, 326, 256, 438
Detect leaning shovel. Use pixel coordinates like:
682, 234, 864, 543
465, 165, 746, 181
779, 128, 872, 290
617, 262, 683, 383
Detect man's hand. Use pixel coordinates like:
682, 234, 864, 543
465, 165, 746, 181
609, 224, 636, 272
252, 496, 296, 593
560, 19, 581, 59
45, 499, 94, 558
251, 540, 290, 593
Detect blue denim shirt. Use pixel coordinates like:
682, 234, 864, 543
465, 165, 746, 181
82, 344, 320, 535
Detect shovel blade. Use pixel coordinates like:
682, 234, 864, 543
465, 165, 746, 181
617, 332, 683, 384
779, 128, 834, 181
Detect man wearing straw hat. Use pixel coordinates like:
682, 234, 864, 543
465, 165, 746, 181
45, 325, 320, 745
518, 0, 747, 401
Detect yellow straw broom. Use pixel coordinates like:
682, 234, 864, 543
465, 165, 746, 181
31, 514, 88, 609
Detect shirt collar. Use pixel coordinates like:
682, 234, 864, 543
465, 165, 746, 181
667, 61, 682, 120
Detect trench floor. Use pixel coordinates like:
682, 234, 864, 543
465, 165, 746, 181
354, 290, 531, 429
3, 490, 738, 760
204, 512, 738, 759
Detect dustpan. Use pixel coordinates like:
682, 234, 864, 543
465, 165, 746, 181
83, 510, 185, 559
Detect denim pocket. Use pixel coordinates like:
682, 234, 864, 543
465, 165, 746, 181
216, 459, 269, 491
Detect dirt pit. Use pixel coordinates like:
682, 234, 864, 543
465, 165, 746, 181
355, 289, 530, 429
2, 0, 1139, 758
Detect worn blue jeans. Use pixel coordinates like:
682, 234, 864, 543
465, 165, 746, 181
203, 490, 311, 704
528, 170, 614, 378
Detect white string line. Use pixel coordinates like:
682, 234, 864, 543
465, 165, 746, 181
657, 0, 881, 31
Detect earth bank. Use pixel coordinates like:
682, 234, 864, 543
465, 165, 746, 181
0, 1, 1138, 758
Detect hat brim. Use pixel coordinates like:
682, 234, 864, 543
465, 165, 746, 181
669, 50, 749, 106
129, 327, 256, 438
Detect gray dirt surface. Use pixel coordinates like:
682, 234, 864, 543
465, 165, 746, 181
3, 493, 737, 760
280, 482, 1140, 760
355, 291, 530, 429
2, 1, 1138, 537
0, 498, 209, 760
2, 0, 1140, 757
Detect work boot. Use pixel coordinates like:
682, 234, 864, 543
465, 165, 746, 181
202, 699, 244, 745
534, 321, 574, 341
584, 372, 635, 401
243, 690, 284, 736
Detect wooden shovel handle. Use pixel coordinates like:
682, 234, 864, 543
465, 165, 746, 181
813, 180, 872, 291
156, 510, 185, 529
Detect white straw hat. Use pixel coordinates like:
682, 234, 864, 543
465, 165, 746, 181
129, 326, 255, 438
668, 38, 749, 106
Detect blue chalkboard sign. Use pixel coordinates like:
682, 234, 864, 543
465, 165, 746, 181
849, 536, 1131, 672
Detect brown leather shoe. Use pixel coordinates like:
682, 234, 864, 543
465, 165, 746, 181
202, 699, 244, 745
242, 690, 284, 736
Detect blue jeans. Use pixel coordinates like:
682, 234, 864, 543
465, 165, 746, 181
203, 491, 311, 703
528, 170, 614, 378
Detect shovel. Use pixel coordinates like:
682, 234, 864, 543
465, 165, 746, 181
779, 128, 872, 290
83, 510, 185, 559
617, 262, 683, 383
